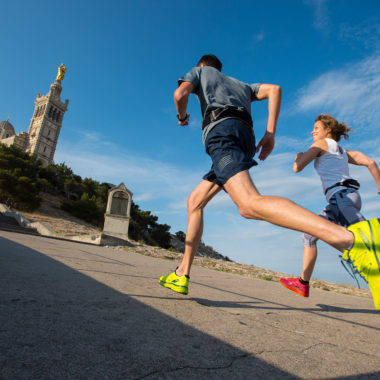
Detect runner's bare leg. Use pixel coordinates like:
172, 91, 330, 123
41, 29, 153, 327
223, 170, 353, 251
176, 180, 221, 276
301, 246, 317, 282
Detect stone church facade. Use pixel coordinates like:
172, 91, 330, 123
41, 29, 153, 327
0, 64, 69, 167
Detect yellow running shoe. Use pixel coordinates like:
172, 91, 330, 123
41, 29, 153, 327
342, 218, 380, 310
158, 270, 189, 295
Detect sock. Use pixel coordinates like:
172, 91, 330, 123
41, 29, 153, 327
299, 277, 309, 285
175, 269, 190, 279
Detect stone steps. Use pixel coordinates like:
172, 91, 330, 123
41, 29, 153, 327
0, 213, 39, 236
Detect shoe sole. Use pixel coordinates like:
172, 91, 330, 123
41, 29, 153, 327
158, 279, 188, 295
279, 280, 309, 298
345, 218, 380, 310
366, 218, 380, 310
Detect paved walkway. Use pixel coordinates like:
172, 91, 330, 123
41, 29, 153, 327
1, 230, 379, 379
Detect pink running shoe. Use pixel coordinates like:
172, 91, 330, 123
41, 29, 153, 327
280, 277, 309, 297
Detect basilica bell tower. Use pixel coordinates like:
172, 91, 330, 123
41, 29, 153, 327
27, 64, 69, 166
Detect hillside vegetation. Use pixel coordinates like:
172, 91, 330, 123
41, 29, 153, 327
0, 144, 172, 248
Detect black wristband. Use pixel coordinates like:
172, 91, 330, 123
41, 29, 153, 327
177, 114, 188, 122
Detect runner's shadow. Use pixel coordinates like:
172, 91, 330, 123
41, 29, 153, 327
316, 303, 380, 314
191, 280, 379, 316
192, 298, 270, 309
189, 296, 380, 332
191, 297, 379, 315
0, 235, 298, 379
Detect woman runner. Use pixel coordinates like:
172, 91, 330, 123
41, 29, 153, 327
280, 114, 380, 297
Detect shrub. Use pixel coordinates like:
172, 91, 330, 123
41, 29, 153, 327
0, 144, 42, 211
175, 230, 186, 242
61, 193, 104, 226
129, 202, 171, 247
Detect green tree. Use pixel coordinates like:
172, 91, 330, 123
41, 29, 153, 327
61, 192, 104, 225
150, 223, 171, 248
0, 144, 42, 210
175, 230, 186, 242
64, 178, 84, 200
40, 162, 74, 194
128, 201, 171, 247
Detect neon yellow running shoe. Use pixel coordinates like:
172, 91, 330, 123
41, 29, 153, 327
342, 218, 380, 310
158, 270, 189, 295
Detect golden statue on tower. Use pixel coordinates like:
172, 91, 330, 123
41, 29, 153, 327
56, 63, 66, 82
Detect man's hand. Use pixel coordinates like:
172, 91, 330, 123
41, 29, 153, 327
178, 114, 190, 126
256, 132, 275, 161
174, 82, 193, 127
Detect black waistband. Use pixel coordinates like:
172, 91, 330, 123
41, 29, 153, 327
324, 178, 360, 195
202, 106, 253, 130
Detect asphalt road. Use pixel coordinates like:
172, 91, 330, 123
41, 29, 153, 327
1, 230, 379, 379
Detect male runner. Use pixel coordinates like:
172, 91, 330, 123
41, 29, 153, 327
158, 54, 380, 309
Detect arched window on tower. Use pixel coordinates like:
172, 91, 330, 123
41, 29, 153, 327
48, 106, 53, 118
56, 111, 61, 122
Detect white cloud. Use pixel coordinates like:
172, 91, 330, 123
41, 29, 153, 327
252, 153, 322, 203
207, 192, 231, 209
339, 18, 380, 51
304, 0, 329, 32
293, 53, 380, 130
275, 135, 311, 151
167, 198, 188, 211
254, 31, 265, 43
134, 192, 156, 202
188, 116, 202, 129
55, 135, 202, 203
75, 130, 113, 146
248, 31, 265, 50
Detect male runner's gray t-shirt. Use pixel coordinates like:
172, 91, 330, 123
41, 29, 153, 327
179, 66, 261, 143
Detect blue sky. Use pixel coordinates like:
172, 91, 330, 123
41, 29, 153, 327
1, 0, 380, 287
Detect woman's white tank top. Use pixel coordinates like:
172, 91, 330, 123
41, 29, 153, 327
314, 138, 352, 201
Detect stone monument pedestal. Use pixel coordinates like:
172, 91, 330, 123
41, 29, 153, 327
102, 183, 133, 241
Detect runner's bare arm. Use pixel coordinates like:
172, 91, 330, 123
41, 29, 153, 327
255, 84, 282, 161
347, 150, 380, 192
293, 141, 325, 173
256, 84, 282, 135
174, 81, 194, 126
